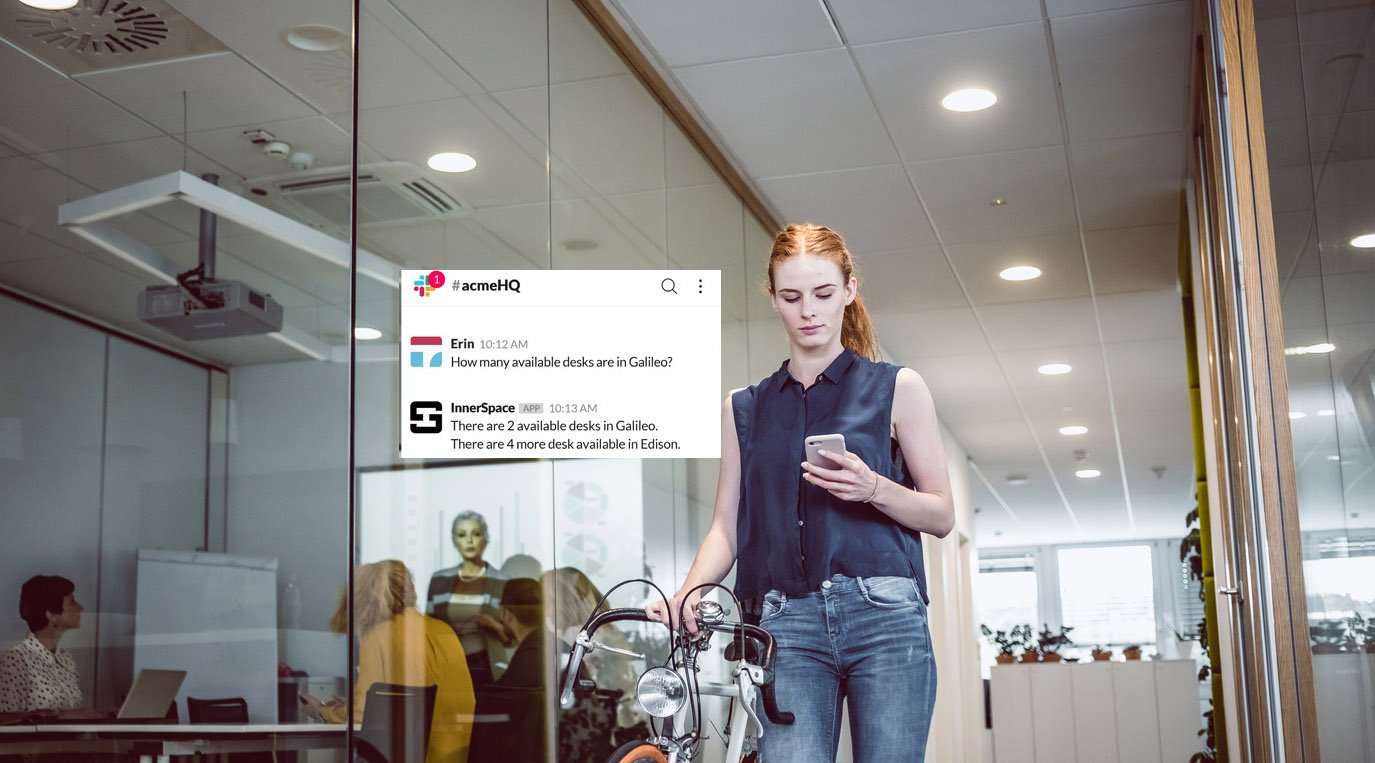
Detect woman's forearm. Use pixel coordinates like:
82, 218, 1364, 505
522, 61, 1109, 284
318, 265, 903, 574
678, 523, 737, 594
869, 477, 955, 538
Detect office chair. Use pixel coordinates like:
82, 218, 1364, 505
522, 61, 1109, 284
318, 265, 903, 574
468, 685, 547, 762
187, 697, 274, 763
186, 697, 251, 724
355, 683, 437, 763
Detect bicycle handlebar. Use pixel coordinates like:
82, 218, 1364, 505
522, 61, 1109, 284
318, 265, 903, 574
558, 606, 793, 725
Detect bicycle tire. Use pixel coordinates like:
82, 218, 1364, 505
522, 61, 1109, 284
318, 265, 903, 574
604, 740, 667, 763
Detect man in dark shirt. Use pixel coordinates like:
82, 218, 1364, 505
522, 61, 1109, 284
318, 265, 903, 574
494, 578, 546, 688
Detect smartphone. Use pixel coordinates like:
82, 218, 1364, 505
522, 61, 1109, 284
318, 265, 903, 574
805, 433, 846, 467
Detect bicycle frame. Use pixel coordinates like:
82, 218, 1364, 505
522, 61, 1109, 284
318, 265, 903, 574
560, 600, 793, 763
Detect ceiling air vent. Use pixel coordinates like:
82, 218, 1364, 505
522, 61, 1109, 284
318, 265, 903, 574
246, 162, 471, 232
0, 0, 225, 74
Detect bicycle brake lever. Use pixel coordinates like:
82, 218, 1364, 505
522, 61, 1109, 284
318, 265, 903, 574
587, 640, 644, 660
735, 667, 763, 738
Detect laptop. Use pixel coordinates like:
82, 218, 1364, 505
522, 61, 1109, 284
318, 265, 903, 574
116, 668, 187, 720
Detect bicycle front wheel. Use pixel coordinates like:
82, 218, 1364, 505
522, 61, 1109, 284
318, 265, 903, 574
605, 740, 667, 763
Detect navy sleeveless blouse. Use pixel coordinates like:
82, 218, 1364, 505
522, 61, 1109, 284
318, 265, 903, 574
731, 349, 929, 604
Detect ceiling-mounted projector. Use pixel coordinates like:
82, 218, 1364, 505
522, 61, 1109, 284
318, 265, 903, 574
138, 280, 283, 340
137, 173, 283, 341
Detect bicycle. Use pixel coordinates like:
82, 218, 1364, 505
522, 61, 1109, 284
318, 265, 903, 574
559, 584, 794, 763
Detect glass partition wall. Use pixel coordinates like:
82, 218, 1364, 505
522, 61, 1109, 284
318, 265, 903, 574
0, 0, 763, 758
1253, 0, 1375, 759
350, 2, 768, 761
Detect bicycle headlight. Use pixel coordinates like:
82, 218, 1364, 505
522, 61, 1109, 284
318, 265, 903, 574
635, 666, 687, 718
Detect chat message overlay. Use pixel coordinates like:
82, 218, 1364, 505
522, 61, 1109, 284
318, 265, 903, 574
400, 270, 721, 459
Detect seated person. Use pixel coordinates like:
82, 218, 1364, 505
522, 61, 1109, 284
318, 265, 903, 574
302, 561, 476, 763
483, 578, 614, 761
493, 578, 545, 689
0, 575, 106, 719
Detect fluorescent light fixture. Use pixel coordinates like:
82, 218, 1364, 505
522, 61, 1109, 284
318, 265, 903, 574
1317, 409, 1335, 417
427, 152, 476, 173
942, 88, 997, 112
20, 0, 78, 8
354, 327, 382, 341
1350, 233, 1375, 248
1059, 425, 1088, 436
1075, 469, 1101, 479
1038, 363, 1072, 375
999, 265, 1041, 281
1328, 455, 1341, 461
1289, 411, 1306, 420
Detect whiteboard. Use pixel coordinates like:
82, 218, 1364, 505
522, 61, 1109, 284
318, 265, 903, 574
134, 549, 278, 722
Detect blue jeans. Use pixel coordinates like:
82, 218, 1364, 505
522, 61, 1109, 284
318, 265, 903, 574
757, 574, 936, 762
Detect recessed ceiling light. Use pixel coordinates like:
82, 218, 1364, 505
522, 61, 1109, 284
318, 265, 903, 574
1285, 342, 1336, 355
1327, 455, 1341, 461
1075, 468, 1102, 479
1289, 411, 1306, 419
285, 24, 348, 52
1317, 409, 1336, 417
428, 152, 477, 173
1005, 474, 1029, 486
1038, 363, 1072, 375
999, 265, 1041, 281
354, 327, 382, 341
942, 88, 998, 112
19, 0, 77, 8
1350, 233, 1375, 248
1059, 425, 1088, 436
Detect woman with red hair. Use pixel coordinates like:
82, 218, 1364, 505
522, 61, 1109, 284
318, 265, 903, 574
647, 223, 954, 762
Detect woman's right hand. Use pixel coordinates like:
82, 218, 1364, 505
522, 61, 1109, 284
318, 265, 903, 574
645, 587, 703, 634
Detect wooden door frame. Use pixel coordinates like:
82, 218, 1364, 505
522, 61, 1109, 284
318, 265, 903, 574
1191, 0, 1320, 759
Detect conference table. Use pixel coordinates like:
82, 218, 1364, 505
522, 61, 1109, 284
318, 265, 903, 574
0, 723, 348, 763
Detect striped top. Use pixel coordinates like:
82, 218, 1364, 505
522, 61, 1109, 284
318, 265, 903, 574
426, 563, 508, 656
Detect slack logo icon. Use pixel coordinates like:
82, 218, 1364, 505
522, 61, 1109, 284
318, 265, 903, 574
409, 401, 443, 434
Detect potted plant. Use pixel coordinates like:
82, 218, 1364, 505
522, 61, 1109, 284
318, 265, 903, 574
1349, 613, 1375, 654
1122, 644, 1143, 661
1309, 619, 1351, 654
1090, 646, 1113, 662
1173, 627, 1197, 659
1012, 624, 1040, 663
981, 624, 1020, 664
1037, 623, 1074, 663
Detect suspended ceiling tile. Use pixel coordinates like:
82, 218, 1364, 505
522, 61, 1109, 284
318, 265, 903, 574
190, 115, 353, 180
827, 0, 1042, 45
1094, 289, 1185, 342
77, 52, 315, 134
853, 22, 1062, 162
909, 146, 1077, 244
979, 296, 1100, 350
1044, 0, 1179, 18
997, 343, 1109, 388
944, 231, 1090, 305
875, 306, 989, 359
549, 75, 668, 196
675, 48, 900, 178
861, 247, 970, 312
1070, 132, 1185, 230
0, 41, 161, 154
1052, 2, 1190, 143
757, 164, 937, 253
359, 96, 548, 208
615, 0, 840, 67
0, 219, 78, 264
1082, 223, 1180, 294
666, 183, 748, 270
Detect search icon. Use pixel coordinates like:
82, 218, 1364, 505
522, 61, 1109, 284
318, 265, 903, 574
661, 277, 678, 294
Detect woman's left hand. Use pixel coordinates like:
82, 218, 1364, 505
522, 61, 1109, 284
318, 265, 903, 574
801, 449, 882, 503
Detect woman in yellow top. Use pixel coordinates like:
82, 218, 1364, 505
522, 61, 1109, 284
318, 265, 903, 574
304, 560, 476, 763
